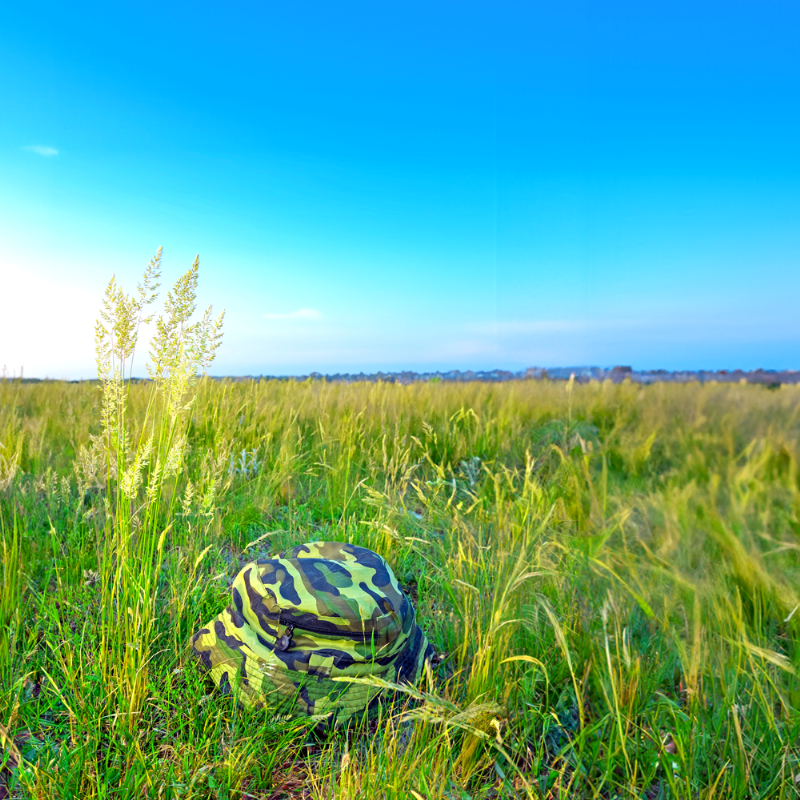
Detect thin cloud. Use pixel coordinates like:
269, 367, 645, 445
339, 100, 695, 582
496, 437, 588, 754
469, 319, 657, 336
471, 320, 591, 335
24, 145, 59, 157
263, 308, 322, 320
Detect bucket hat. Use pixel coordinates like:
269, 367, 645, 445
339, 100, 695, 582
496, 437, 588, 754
192, 541, 433, 727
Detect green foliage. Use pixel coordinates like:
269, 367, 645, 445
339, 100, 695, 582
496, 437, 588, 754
1, 319, 799, 796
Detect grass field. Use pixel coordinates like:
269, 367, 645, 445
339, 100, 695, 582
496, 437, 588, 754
1, 370, 799, 799
0, 262, 798, 800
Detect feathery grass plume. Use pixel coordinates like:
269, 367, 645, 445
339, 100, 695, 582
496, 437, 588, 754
92, 249, 224, 728
0, 382, 24, 492
0, 442, 20, 492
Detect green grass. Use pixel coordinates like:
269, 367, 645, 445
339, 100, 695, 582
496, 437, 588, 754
1, 375, 799, 798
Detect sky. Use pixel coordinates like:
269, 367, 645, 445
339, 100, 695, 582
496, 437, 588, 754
1, 0, 799, 378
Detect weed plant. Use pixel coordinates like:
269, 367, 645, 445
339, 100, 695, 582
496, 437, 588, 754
0, 266, 799, 797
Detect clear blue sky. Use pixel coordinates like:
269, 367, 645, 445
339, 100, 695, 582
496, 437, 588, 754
1, 1, 799, 378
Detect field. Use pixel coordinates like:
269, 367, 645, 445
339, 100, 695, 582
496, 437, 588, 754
1, 374, 799, 798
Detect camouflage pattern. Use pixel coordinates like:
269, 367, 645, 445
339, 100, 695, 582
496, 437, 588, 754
191, 541, 434, 727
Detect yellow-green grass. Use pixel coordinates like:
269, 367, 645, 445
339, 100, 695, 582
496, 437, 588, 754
1, 376, 799, 798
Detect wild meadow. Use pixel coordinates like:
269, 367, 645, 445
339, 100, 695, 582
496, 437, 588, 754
0, 269, 799, 798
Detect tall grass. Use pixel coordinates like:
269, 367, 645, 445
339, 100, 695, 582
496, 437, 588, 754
0, 325, 799, 795
90, 250, 224, 730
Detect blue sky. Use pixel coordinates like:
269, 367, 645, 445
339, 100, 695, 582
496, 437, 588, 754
1, 0, 799, 378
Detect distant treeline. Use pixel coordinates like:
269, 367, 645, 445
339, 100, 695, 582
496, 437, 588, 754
6, 365, 800, 386
205, 365, 800, 386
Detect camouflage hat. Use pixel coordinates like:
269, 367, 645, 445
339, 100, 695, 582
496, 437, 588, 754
191, 541, 433, 727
